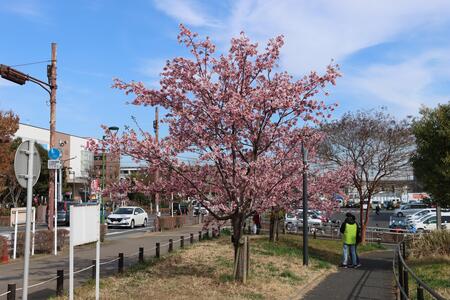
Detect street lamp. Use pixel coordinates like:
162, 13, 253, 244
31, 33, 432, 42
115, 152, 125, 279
100, 126, 119, 223
301, 142, 309, 266
0, 43, 58, 233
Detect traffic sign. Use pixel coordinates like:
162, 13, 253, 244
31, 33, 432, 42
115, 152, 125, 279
14, 140, 41, 188
48, 159, 61, 170
48, 148, 61, 160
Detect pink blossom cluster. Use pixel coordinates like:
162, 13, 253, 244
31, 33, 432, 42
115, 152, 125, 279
90, 25, 350, 222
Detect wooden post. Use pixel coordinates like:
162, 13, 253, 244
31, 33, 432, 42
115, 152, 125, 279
156, 243, 160, 258
139, 247, 144, 263
218, 226, 221, 237
7, 283, 16, 300
398, 252, 403, 300
169, 239, 173, 252
180, 236, 184, 248
56, 269, 64, 296
198, 231, 202, 241
118, 253, 124, 273
91, 260, 96, 280
190, 233, 194, 244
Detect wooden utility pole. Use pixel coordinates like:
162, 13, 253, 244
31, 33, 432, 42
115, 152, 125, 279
47, 43, 57, 230
154, 106, 160, 230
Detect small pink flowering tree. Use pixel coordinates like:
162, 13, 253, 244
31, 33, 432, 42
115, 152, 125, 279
92, 25, 347, 281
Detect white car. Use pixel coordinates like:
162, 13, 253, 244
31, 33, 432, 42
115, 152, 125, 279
393, 203, 428, 217
414, 212, 450, 232
107, 206, 148, 229
406, 209, 436, 224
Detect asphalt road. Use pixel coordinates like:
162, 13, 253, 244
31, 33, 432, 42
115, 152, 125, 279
0, 215, 157, 239
331, 208, 392, 228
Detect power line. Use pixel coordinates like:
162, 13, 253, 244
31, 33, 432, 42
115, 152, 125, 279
11, 60, 52, 67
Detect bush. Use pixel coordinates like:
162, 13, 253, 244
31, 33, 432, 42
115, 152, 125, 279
409, 230, 450, 258
15, 229, 69, 257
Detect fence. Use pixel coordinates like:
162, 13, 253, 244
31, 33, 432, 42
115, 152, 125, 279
0, 227, 221, 299
393, 240, 446, 300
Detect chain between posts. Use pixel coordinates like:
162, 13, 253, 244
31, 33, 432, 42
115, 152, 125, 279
1, 228, 221, 298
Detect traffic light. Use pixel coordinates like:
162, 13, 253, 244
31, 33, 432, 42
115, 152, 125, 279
0, 64, 28, 85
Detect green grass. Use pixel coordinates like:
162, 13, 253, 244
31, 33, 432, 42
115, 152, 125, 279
279, 270, 302, 282
241, 291, 264, 299
408, 258, 450, 300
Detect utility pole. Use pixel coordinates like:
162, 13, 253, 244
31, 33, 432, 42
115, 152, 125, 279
48, 43, 57, 230
302, 142, 309, 266
153, 107, 160, 229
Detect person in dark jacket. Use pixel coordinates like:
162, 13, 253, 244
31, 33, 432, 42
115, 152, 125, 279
339, 213, 359, 267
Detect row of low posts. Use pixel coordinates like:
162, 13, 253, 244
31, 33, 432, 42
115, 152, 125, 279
4, 228, 220, 300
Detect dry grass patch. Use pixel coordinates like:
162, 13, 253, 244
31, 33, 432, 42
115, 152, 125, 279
61, 235, 336, 300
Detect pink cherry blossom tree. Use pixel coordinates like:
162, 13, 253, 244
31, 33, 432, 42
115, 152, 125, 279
90, 25, 349, 281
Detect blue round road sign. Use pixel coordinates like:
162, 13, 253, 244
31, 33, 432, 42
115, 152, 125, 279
48, 148, 61, 160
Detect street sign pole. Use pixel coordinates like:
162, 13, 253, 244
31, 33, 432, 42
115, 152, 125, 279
54, 168, 58, 255
22, 140, 35, 300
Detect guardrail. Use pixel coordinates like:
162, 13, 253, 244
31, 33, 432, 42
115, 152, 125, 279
393, 240, 446, 300
0, 227, 221, 299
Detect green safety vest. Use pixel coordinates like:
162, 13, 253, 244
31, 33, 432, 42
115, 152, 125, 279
343, 223, 357, 245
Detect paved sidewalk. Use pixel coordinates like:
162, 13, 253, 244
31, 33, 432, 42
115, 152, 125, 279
302, 250, 395, 300
0, 224, 204, 299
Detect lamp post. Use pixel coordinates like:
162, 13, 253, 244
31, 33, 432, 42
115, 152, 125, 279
69, 170, 75, 199
302, 142, 309, 266
101, 126, 119, 223
0, 43, 58, 231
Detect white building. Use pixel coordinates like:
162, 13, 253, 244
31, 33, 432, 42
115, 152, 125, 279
14, 123, 95, 200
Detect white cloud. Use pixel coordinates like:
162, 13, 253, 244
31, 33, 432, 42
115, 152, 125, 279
1, 1, 42, 17
343, 50, 450, 114
153, 0, 220, 27
223, 0, 450, 73
152, 0, 450, 114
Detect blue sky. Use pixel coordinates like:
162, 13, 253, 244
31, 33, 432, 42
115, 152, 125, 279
1, 0, 450, 140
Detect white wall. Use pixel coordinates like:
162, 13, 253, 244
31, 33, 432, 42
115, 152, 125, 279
14, 124, 50, 149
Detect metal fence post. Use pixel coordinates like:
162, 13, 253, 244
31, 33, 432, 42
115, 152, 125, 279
398, 251, 404, 300
403, 270, 409, 298
180, 236, 184, 248
7, 283, 16, 300
91, 260, 96, 280
139, 247, 144, 263
169, 239, 173, 252
156, 243, 160, 258
118, 253, 124, 273
56, 269, 64, 296
417, 285, 424, 300
190, 233, 194, 244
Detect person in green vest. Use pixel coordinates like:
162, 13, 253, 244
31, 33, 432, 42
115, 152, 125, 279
339, 212, 360, 268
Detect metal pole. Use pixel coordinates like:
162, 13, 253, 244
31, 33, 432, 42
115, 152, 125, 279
13, 210, 18, 260
48, 43, 57, 230
101, 151, 105, 224
54, 168, 58, 255
154, 107, 160, 222
31, 208, 35, 255
95, 239, 100, 300
302, 142, 309, 266
22, 140, 35, 300
69, 207, 74, 300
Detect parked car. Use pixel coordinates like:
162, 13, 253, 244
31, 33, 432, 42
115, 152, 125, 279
172, 202, 189, 215
192, 200, 208, 216
56, 200, 77, 226
393, 203, 429, 217
389, 216, 415, 233
284, 210, 322, 231
414, 212, 450, 232
106, 206, 148, 229
406, 209, 438, 224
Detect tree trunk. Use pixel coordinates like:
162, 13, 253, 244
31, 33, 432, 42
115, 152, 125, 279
275, 215, 280, 241
232, 214, 248, 282
269, 208, 276, 242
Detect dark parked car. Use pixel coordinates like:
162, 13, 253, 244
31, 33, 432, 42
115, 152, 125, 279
172, 202, 189, 215
56, 200, 77, 226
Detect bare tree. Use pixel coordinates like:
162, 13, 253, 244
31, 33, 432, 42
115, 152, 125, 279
321, 109, 414, 242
